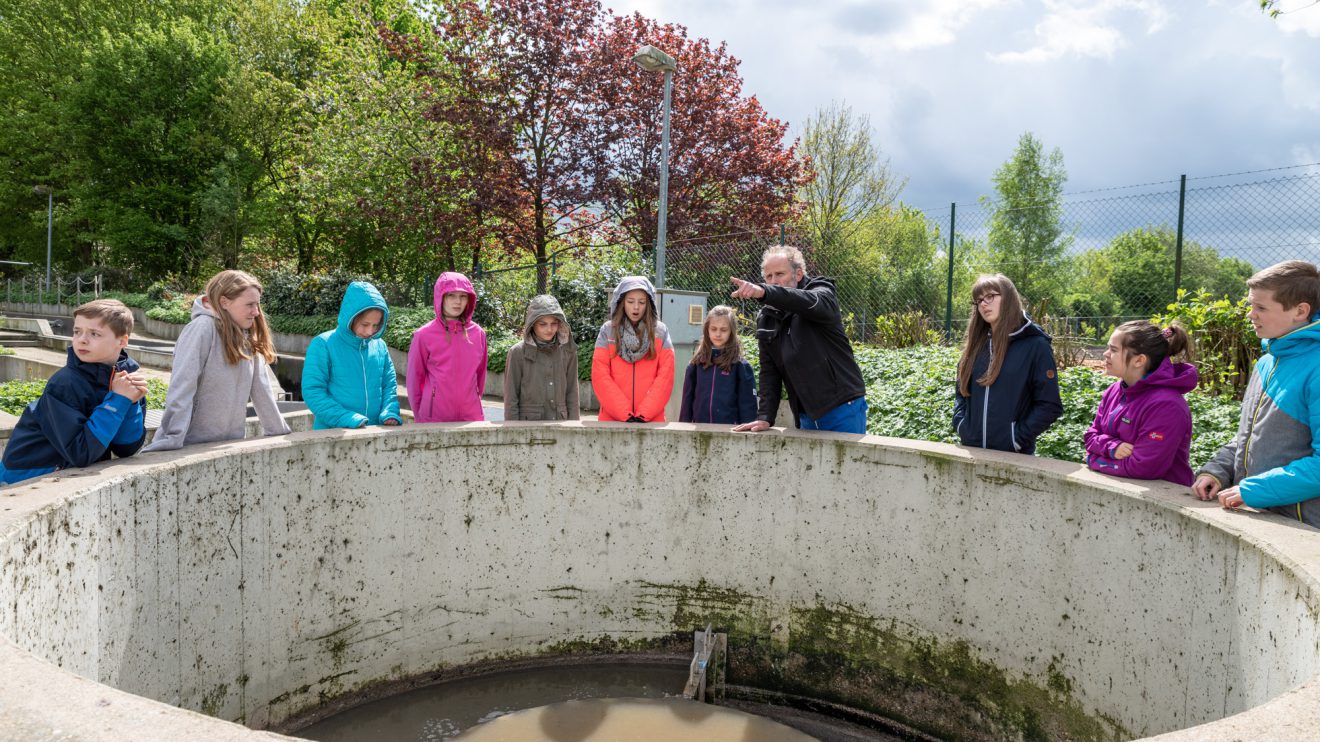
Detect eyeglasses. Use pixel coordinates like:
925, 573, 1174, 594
972, 293, 1001, 307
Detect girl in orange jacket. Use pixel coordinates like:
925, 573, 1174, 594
591, 276, 675, 422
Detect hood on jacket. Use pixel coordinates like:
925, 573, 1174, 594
1263, 317, 1320, 358
1007, 314, 1050, 341
608, 276, 658, 317
336, 281, 390, 343
192, 296, 216, 321
433, 272, 478, 325
523, 294, 571, 344
1127, 356, 1198, 395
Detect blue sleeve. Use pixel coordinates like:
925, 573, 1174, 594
109, 399, 146, 457
1240, 372, 1320, 509
38, 382, 133, 469
301, 336, 367, 429
379, 344, 402, 424
679, 363, 696, 423
737, 361, 757, 424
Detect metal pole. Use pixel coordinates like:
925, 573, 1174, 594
655, 68, 672, 289
779, 224, 785, 246
45, 190, 53, 292
944, 203, 957, 340
1173, 174, 1186, 304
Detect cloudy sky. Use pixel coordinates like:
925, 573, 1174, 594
606, 0, 1320, 213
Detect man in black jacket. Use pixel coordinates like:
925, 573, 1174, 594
730, 245, 868, 434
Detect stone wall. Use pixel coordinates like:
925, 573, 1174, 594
0, 425, 1318, 740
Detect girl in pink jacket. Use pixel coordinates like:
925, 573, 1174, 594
406, 272, 488, 422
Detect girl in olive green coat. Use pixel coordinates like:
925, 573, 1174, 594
503, 295, 579, 420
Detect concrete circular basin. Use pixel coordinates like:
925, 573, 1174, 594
1, 423, 1318, 740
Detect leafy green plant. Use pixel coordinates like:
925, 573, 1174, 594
1154, 289, 1257, 399
0, 346, 14, 356
265, 314, 336, 338
871, 311, 942, 349
259, 269, 375, 318
0, 380, 48, 415
145, 296, 194, 324
483, 330, 522, 375
0, 378, 169, 415
382, 307, 433, 352
98, 291, 153, 308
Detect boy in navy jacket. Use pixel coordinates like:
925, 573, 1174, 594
0, 299, 148, 486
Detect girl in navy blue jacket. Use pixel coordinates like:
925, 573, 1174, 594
952, 274, 1063, 454
680, 305, 757, 425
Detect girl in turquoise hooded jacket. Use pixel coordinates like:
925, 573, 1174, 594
301, 282, 403, 429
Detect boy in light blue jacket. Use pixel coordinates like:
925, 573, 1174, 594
1194, 260, 1320, 526
301, 281, 403, 429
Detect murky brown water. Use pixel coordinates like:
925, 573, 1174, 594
450, 697, 817, 742
296, 663, 691, 741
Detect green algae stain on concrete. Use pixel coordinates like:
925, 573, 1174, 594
624, 581, 1124, 742
773, 602, 1127, 742
634, 579, 772, 637
199, 683, 229, 717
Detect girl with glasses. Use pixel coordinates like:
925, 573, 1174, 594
952, 274, 1062, 454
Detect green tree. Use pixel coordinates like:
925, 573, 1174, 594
1099, 226, 1256, 318
64, 22, 240, 281
0, 0, 233, 275
982, 132, 1072, 310
798, 101, 906, 276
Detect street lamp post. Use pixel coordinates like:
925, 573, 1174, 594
33, 185, 52, 292
632, 45, 676, 289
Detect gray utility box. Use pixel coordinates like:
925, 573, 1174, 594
656, 288, 709, 422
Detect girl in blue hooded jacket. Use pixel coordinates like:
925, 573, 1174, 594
301, 281, 403, 429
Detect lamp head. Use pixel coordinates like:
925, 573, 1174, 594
633, 45, 676, 73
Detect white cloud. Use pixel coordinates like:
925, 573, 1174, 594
879, 0, 1015, 51
989, 0, 1170, 64
1273, 3, 1320, 37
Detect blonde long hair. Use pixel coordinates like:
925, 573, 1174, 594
205, 270, 276, 365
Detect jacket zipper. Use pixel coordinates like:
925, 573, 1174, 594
1242, 362, 1277, 475
708, 367, 716, 422
1242, 360, 1282, 516
358, 340, 368, 420
981, 338, 991, 448
1104, 391, 1127, 454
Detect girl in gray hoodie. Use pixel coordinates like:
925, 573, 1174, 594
144, 271, 291, 451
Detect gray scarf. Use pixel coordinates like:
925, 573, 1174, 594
618, 321, 651, 363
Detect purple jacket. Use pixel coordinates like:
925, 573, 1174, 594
406, 272, 487, 422
1084, 359, 1198, 485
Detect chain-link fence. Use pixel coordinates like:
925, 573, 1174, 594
651, 164, 1320, 345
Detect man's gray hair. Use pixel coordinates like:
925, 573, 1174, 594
761, 245, 806, 275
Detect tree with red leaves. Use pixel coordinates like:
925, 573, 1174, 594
592, 12, 808, 255
391, 0, 807, 293
416, 0, 609, 292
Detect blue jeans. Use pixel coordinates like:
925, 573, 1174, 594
799, 397, 868, 434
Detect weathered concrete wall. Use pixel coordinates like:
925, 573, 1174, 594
1, 425, 1319, 741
